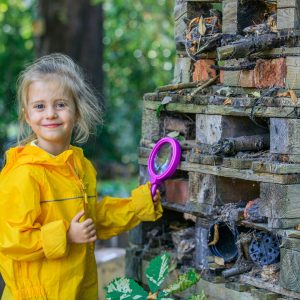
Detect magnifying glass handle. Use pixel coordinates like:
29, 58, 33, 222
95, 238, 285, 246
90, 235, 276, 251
151, 183, 158, 198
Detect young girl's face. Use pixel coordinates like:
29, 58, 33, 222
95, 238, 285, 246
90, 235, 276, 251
25, 79, 77, 154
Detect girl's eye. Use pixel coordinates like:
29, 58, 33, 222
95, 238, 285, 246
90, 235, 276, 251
34, 104, 44, 110
56, 101, 67, 109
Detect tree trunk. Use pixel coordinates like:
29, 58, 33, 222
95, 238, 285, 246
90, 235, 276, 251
36, 0, 103, 98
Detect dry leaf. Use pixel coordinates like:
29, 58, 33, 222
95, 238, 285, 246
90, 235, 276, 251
277, 91, 289, 97
223, 98, 232, 105
208, 224, 219, 246
295, 224, 300, 230
289, 90, 297, 105
198, 16, 206, 36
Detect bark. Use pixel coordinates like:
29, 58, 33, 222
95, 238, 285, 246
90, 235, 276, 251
36, 0, 104, 98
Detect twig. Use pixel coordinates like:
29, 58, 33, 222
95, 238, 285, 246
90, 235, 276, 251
156, 81, 200, 92
188, 75, 219, 100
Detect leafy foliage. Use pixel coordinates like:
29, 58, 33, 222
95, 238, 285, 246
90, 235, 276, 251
146, 253, 170, 293
105, 277, 148, 300
105, 253, 205, 299
100, 0, 175, 170
0, 0, 34, 147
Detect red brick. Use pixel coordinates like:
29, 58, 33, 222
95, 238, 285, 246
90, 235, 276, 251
220, 70, 224, 84
165, 179, 189, 205
254, 58, 286, 88
164, 116, 193, 138
192, 59, 216, 82
240, 70, 255, 87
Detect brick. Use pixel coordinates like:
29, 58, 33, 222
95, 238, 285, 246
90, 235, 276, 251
240, 69, 255, 87
192, 59, 216, 82
219, 69, 224, 84
165, 179, 189, 204
254, 58, 286, 88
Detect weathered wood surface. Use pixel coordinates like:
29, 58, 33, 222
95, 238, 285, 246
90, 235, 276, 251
277, 4, 300, 30
270, 118, 300, 156
222, 0, 238, 34
278, 0, 300, 8
218, 34, 293, 60
144, 92, 300, 107
141, 108, 160, 142
138, 157, 300, 184
252, 161, 300, 174
250, 47, 300, 59
173, 57, 192, 84
260, 183, 300, 219
280, 245, 300, 293
240, 274, 300, 299
268, 218, 300, 229
286, 56, 300, 89
143, 100, 300, 119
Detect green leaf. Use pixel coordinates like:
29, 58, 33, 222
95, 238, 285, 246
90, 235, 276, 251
156, 104, 167, 118
188, 291, 206, 300
146, 252, 171, 293
105, 277, 148, 300
161, 269, 200, 295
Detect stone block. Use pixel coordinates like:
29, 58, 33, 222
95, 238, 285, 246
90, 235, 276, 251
192, 59, 216, 82
254, 58, 286, 89
141, 109, 160, 142
286, 56, 300, 89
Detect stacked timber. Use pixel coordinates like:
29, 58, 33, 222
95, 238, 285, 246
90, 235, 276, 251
129, 0, 300, 299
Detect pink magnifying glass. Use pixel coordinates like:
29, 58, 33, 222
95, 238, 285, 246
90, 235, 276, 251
148, 137, 182, 198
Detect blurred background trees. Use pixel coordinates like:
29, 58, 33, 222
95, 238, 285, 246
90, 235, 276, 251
0, 0, 175, 180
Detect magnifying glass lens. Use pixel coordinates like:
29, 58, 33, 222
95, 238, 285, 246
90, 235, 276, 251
154, 143, 173, 175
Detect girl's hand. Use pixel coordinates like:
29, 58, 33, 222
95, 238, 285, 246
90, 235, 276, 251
67, 211, 97, 244
152, 189, 161, 209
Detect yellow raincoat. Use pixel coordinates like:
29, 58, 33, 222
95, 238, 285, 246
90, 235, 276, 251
0, 145, 163, 300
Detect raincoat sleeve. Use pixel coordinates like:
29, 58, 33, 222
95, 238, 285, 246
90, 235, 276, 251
0, 167, 69, 261
96, 182, 163, 239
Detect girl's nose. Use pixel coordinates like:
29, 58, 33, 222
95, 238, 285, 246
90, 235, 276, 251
46, 108, 58, 119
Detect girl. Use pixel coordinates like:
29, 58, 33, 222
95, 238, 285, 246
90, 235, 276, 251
0, 53, 162, 300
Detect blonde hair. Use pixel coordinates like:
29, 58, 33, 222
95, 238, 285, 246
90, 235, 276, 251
17, 53, 103, 145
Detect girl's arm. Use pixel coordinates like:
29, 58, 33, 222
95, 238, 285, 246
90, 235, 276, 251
0, 167, 69, 261
96, 182, 163, 240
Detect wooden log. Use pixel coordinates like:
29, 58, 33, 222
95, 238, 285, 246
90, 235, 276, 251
270, 118, 300, 158
260, 183, 300, 219
217, 34, 292, 60
280, 245, 300, 293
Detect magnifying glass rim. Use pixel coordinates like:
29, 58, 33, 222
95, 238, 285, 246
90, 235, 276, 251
148, 137, 181, 183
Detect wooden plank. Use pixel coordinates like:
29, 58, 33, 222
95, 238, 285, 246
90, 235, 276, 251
222, 0, 238, 34
252, 161, 300, 174
141, 108, 161, 142
138, 157, 300, 184
240, 274, 300, 299
270, 118, 300, 156
260, 183, 300, 219
277, 7, 300, 30
278, 0, 300, 8
173, 56, 192, 83
143, 101, 298, 118
223, 157, 253, 169
280, 247, 300, 293
268, 218, 300, 229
